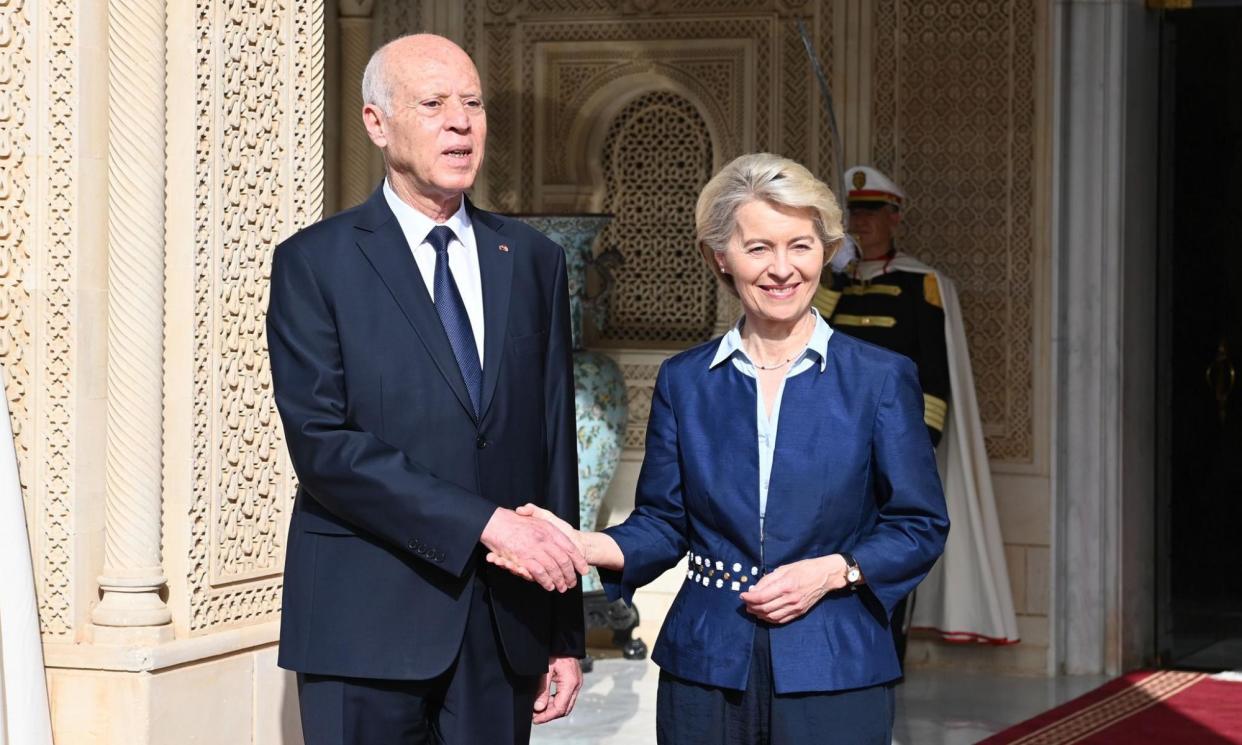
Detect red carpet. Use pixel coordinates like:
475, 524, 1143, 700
979, 670, 1242, 744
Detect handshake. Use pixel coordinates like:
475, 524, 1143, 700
480, 504, 588, 593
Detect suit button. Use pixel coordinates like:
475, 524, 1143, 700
407, 540, 416, 551
476, 436, 488, 449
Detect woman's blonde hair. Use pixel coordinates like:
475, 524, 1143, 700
695, 153, 845, 297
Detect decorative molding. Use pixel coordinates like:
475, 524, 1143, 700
618, 362, 661, 452
871, 0, 1039, 463
0, 0, 34, 620
484, 16, 780, 214
39, 0, 77, 639
538, 42, 748, 185
94, 0, 172, 632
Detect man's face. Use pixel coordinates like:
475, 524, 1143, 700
847, 202, 901, 259
364, 38, 487, 213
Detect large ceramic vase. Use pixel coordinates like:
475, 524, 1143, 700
511, 215, 628, 593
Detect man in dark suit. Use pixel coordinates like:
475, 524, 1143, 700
267, 33, 587, 744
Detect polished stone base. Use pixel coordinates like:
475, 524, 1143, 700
532, 658, 1108, 745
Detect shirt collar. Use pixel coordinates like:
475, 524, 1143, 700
709, 308, 833, 372
383, 178, 473, 248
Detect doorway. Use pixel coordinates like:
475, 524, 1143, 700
1156, 5, 1242, 670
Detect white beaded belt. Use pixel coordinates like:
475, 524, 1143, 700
686, 551, 760, 592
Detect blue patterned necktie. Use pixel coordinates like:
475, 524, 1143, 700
426, 225, 483, 417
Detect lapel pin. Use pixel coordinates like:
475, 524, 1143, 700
498, 244, 510, 252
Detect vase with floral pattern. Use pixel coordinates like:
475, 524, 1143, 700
512, 215, 628, 593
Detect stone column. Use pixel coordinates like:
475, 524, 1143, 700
91, 0, 172, 642
338, 0, 378, 209
1050, 0, 1159, 675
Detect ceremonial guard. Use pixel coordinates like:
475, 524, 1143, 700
815, 166, 1020, 665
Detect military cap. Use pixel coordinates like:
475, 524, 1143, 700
845, 165, 905, 209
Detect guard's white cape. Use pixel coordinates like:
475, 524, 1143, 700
0, 365, 54, 745
852, 254, 1020, 644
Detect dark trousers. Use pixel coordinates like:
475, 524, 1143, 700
891, 595, 910, 669
656, 624, 895, 745
296, 579, 540, 745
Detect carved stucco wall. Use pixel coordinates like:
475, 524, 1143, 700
871, 0, 1040, 463
186, 0, 323, 633
1, 0, 78, 640
595, 90, 716, 343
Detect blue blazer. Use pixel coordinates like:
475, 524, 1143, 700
267, 187, 584, 680
602, 333, 949, 694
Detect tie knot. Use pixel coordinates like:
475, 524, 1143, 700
427, 225, 456, 255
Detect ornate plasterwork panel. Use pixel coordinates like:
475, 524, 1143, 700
39, 0, 77, 639
534, 40, 750, 187
595, 91, 715, 344
619, 362, 660, 452
872, 0, 1039, 463
0, 0, 35, 587
375, 0, 420, 49
475, 7, 834, 211
0, 0, 77, 639
190, 0, 323, 632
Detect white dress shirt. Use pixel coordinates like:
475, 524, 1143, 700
383, 180, 486, 365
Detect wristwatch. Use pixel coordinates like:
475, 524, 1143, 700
842, 553, 862, 590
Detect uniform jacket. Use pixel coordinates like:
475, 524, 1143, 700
601, 333, 949, 694
267, 186, 584, 680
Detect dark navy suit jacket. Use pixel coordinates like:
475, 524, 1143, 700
267, 187, 584, 680
602, 333, 948, 694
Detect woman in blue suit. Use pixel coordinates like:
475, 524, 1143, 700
493, 153, 948, 744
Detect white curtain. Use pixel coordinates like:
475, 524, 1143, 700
0, 365, 54, 745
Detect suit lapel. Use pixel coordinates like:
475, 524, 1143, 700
469, 202, 513, 420
353, 188, 476, 420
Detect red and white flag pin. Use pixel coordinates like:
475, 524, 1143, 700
498, 244, 510, 252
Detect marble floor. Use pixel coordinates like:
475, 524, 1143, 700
532, 658, 1108, 745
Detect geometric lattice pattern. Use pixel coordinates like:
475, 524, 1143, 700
872, 0, 1038, 462
596, 92, 716, 344
1, 0, 78, 638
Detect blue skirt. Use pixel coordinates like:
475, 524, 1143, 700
655, 624, 895, 745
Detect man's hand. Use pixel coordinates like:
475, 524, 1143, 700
516, 503, 581, 551
532, 655, 582, 724
739, 554, 848, 624
480, 507, 587, 592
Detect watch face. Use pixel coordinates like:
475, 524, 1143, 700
847, 567, 861, 583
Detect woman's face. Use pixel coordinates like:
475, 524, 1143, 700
715, 200, 825, 330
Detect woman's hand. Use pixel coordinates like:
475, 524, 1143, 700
486, 503, 585, 580
739, 554, 849, 624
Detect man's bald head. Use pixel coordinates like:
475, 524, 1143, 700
362, 34, 477, 116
